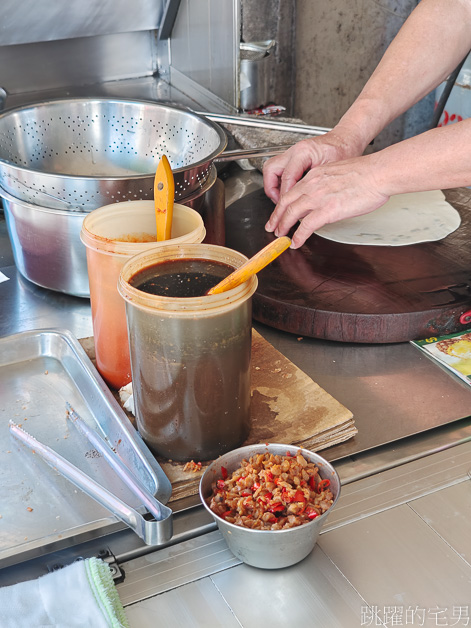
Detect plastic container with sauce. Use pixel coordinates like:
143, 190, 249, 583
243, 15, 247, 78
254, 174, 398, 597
117, 244, 258, 462
80, 201, 206, 390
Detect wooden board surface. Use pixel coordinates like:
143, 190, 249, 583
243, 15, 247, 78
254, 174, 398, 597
225, 187, 471, 343
161, 329, 356, 501
79, 331, 356, 501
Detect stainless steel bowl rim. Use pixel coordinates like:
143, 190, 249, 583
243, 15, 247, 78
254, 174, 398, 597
0, 164, 217, 213
199, 443, 341, 535
0, 97, 228, 177
0, 185, 88, 216
0, 97, 227, 174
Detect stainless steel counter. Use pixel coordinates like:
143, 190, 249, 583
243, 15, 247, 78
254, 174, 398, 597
1, 166, 471, 626
2, 167, 471, 468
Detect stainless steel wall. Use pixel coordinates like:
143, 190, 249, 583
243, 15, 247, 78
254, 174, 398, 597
0, 0, 240, 111
0, 33, 156, 96
0, 0, 164, 97
164, 0, 240, 111
0, 0, 164, 45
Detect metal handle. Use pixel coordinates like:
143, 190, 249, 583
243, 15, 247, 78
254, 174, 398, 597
9, 421, 173, 546
199, 112, 331, 136
66, 403, 171, 522
216, 144, 294, 162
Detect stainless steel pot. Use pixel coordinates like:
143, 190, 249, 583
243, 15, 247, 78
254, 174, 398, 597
0, 166, 217, 297
1, 187, 90, 297
0, 98, 228, 210
240, 40, 275, 111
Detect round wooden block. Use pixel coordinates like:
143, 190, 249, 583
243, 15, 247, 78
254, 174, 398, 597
225, 187, 471, 343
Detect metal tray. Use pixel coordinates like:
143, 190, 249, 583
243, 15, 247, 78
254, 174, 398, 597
0, 328, 172, 568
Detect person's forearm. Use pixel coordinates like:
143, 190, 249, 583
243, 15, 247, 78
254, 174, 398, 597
333, 0, 471, 152
367, 117, 471, 194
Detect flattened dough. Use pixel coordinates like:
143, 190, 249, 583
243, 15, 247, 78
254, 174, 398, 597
314, 190, 461, 246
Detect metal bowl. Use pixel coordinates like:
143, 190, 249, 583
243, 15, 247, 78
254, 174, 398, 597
0, 165, 217, 298
199, 443, 341, 569
1, 186, 90, 297
0, 98, 227, 209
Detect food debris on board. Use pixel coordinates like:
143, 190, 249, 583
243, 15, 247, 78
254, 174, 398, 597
183, 460, 202, 473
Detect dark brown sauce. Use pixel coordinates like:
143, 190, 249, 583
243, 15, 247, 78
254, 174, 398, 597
131, 258, 235, 297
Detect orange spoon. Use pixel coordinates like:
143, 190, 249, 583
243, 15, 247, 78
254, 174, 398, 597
207, 236, 292, 295
154, 155, 174, 241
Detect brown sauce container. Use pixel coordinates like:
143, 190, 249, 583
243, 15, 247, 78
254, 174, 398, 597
118, 244, 258, 462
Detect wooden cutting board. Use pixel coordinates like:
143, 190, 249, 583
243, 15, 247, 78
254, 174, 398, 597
79, 331, 356, 501
225, 187, 471, 343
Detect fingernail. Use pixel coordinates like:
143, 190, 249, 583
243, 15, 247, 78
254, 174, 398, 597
265, 222, 273, 232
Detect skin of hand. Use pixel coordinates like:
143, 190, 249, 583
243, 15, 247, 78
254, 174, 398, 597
262, 130, 366, 205
265, 153, 389, 248
266, 116, 471, 248
263, 0, 471, 248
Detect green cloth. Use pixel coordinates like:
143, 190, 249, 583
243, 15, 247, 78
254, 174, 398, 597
85, 558, 129, 628
0, 557, 130, 627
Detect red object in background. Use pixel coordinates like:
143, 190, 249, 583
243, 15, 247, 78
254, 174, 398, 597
245, 104, 286, 116
437, 109, 463, 126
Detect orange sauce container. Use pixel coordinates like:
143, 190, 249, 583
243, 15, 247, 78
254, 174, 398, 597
80, 201, 206, 389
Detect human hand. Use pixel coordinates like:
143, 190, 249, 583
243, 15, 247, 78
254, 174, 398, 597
264, 155, 389, 249
263, 130, 364, 205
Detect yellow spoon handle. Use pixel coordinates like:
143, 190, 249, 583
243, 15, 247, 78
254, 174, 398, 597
154, 154, 175, 242
207, 236, 292, 295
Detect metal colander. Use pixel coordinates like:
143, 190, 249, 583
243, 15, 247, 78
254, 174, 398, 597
0, 97, 227, 210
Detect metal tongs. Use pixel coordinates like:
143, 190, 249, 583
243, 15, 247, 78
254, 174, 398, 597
9, 403, 173, 545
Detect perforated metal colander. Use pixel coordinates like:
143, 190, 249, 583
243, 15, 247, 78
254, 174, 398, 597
0, 98, 228, 210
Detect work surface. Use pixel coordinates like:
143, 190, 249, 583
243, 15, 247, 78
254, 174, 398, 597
120, 438, 471, 628
1, 170, 471, 463
1, 171, 471, 627
225, 186, 471, 343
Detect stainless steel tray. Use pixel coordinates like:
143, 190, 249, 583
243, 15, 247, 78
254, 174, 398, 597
0, 328, 172, 567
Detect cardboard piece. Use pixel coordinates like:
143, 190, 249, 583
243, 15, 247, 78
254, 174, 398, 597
79, 330, 356, 502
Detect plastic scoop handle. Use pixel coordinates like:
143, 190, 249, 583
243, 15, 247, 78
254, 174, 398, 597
207, 236, 291, 295
154, 154, 175, 241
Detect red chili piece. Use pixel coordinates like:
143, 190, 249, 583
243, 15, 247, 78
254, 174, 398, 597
221, 466, 228, 480
281, 488, 293, 503
317, 479, 330, 493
